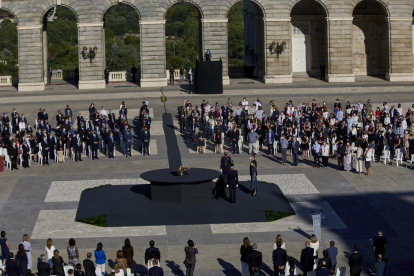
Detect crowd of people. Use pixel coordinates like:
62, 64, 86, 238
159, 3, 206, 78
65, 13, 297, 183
181, 97, 414, 174
0, 101, 152, 171
0, 231, 388, 276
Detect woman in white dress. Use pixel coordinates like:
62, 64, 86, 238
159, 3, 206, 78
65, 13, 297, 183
284, 257, 297, 275
310, 234, 319, 269
272, 235, 286, 250
45, 238, 56, 271
21, 234, 32, 269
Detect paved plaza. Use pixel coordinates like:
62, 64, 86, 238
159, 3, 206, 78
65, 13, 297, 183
0, 80, 413, 276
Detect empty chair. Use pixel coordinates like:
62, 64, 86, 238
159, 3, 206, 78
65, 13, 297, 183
380, 150, 390, 164
406, 154, 414, 169
368, 148, 375, 162
393, 149, 403, 167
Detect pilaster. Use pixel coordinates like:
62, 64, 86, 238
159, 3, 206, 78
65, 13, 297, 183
139, 21, 167, 87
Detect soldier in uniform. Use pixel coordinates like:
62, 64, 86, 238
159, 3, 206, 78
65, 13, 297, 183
226, 162, 239, 203
131, 65, 137, 83
104, 66, 110, 84
214, 150, 231, 200
179, 107, 186, 132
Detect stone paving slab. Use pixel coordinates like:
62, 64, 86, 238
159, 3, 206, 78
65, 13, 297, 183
211, 201, 347, 234
31, 209, 166, 239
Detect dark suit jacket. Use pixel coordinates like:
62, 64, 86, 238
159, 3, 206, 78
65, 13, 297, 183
247, 250, 262, 268
348, 252, 363, 273
375, 260, 387, 276
184, 247, 198, 265
38, 261, 51, 276
148, 266, 163, 276
317, 257, 332, 270
316, 267, 330, 276
300, 247, 314, 269
272, 248, 288, 267
145, 247, 161, 264
5, 259, 22, 276
326, 246, 337, 265
83, 258, 96, 276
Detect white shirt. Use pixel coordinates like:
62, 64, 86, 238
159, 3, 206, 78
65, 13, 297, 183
19, 122, 26, 131
321, 144, 329, 156
100, 109, 107, 116
272, 242, 286, 250
45, 246, 56, 261
310, 241, 319, 256
242, 100, 249, 110
254, 101, 261, 108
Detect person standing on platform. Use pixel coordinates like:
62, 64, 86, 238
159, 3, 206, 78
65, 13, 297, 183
220, 150, 231, 178
250, 160, 258, 196
179, 67, 185, 84
184, 240, 198, 276
104, 66, 109, 84
226, 162, 239, 203
169, 66, 174, 85
131, 65, 137, 83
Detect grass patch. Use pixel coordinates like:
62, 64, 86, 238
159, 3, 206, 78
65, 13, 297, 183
265, 210, 294, 222
76, 215, 106, 227
84, 184, 111, 191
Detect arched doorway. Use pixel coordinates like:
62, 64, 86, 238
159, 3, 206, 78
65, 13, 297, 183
43, 6, 79, 86
104, 3, 140, 84
0, 9, 18, 86
228, 0, 265, 80
290, 0, 328, 78
165, 2, 202, 85
352, 0, 389, 77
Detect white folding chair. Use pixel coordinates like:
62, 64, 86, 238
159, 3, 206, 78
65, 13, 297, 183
406, 154, 414, 169
71, 148, 75, 161
88, 145, 92, 159
64, 144, 68, 157
380, 150, 390, 164
196, 139, 206, 153
4, 154, 12, 170
64, 265, 74, 276
82, 141, 87, 154
368, 148, 375, 162
238, 135, 243, 153
38, 150, 43, 165
393, 149, 403, 167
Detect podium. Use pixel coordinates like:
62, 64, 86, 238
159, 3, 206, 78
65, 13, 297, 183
194, 59, 223, 94
310, 212, 325, 242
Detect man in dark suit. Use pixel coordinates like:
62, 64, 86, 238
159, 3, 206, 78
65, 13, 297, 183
291, 136, 300, 166
226, 163, 238, 203
38, 254, 51, 276
65, 105, 73, 118
8, 141, 18, 170
349, 245, 363, 276
74, 132, 83, 162
337, 139, 345, 170
145, 240, 161, 265
374, 254, 387, 276
148, 259, 163, 276
316, 261, 329, 276
56, 110, 63, 126
373, 231, 387, 259
247, 243, 262, 275
231, 126, 240, 154
83, 253, 96, 276
386, 129, 395, 156
108, 110, 115, 130
106, 132, 115, 158
272, 242, 288, 275
26, 123, 33, 135
124, 128, 132, 157
41, 135, 50, 165
300, 241, 314, 276
141, 125, 150, 156
22, 140, 30, 168
370, 266, 378, 276
184, 240, 198, 276
89, 130, 99, 160
317, 250, 332, 271
266, 127, 275, 155
326, 240, 338, 269
48, 132, 55, 160
5, 252, 22, 276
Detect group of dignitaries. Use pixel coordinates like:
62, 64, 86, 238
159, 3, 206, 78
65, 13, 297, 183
0, 101, 152, 170
180, 97, 414, 174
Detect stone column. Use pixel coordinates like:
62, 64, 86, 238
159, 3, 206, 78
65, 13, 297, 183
17, 25, 45, 91
386, 17, 414, 81
263, 18, 292, 83
77, 22, 106, 89
326, 17, 355, 82
140, 20, 167, 87
201, 19, 229, 85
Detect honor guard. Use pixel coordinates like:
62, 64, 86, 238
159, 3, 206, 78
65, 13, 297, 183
220, 150, 232, 177
179, 108, 186, 132
226, 162, 238, 203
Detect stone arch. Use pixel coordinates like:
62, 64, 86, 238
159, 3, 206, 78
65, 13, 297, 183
0, 7, 19, 24
42, 4, 80, 23
351, 0, 390, 16
163, 0, 204, 20
103, 1, 142, 21
225, 0, 265, 18
290, 0, 329, 17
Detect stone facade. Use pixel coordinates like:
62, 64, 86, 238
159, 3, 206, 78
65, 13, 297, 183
1, 0, 414, 91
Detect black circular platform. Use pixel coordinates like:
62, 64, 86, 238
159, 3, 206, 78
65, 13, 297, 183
141, 168, 221, 203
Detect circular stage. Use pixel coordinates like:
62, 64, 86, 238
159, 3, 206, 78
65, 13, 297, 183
141, 168, 221, 203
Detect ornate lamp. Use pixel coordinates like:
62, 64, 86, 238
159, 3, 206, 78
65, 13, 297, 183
270, 41, 286, 58
82, 46, 98, 63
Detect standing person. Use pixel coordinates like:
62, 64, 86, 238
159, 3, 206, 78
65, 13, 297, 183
74, 133, 83, 162
21, 234, 32, 269
266, 128, 275, 155
169, 66, 174, 85
240, 238, 253, 276
145, 240, 160, 267
300, 241, 314, 276
326, 241, 338, 270
94, 243, 106, 274
226, 163, 239, 203
16, 244, 28, 276
74, 67, 79, 84
320, 62, 325, 81
104, 66, 109, 84
179, 66, 184, 84
49, 68, 53, 84
272, 242, 288, 276
184, 240, 198, 276
247, 244, 262, 275
188, 66, 193, 93
67, 238, 79, 266
38, 255, 51, 276
344, 141, 353, 172
312, 141, 321, 168
148, 259, 163, 276
5, 253, 22, 276
0, 231, 10, 265
131, 65, 137, 83
122, 239, 134, 272
349, 245, 363, 276
280, 135, 288, 165
373, 231, 387, 259
115, 251, 127, 274
45, 238, 55, 271
232, 125, 240, 154
250, 161, 258, 196
337, 139, 345, 170
52, 250, 65, 276
291, 136, 300, 166
83, 253, 96, 276
247, 129, 259, 154
355, 144, 363, 174
321, 140, 329, 168
0, 145, 4, 173
57, 136, 64, 163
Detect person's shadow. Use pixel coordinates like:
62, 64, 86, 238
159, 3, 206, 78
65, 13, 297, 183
107, 259, 115, 269
165, 260, 185, 276
133, 263, 148, 276
217, 258, 240, 276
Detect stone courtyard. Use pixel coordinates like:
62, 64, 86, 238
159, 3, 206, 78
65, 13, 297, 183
0, 80, 413, 276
